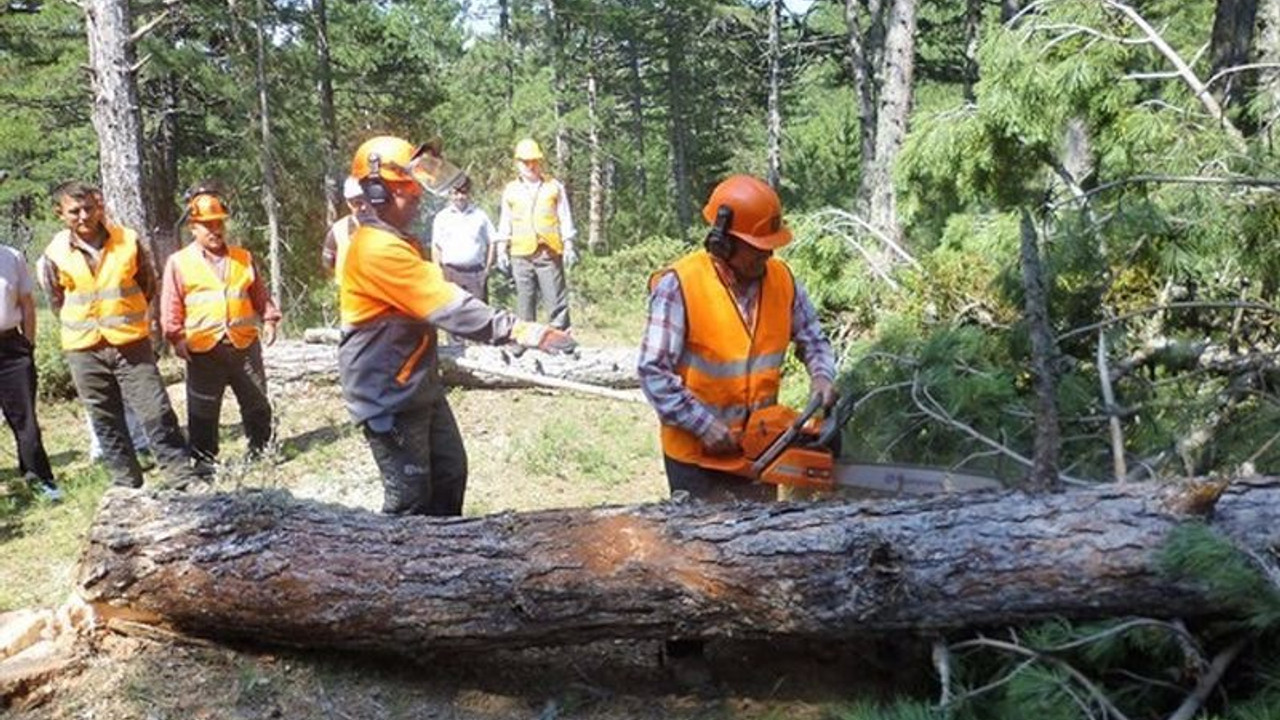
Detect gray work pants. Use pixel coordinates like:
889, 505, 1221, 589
511, 248, 570, 330
66, 339, 197, 488
186, 340, 273, 463
362, 393, 468, 517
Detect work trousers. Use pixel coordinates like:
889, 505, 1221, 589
66, 338, 196, 488
663, 455, 778, 503
511, 247, 570, 330
186, 340, 273, 463
362, 393, 467, 517
442, 265, 488, 304
0, 330, 54, 482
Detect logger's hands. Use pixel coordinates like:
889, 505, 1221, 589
171, 338, 191, 361
538, 328, 577, 355
701, 421, 741, 457
810, 376, 836, 410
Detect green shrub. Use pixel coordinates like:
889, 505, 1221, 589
33, 308, 74, 402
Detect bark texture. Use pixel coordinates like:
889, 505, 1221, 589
267, 339, 640, 390
79, 479, 1280, 655
84, 0, 150, 241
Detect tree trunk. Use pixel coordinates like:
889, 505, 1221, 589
549, 0, 571, 173
1210, 0, 1259, 110
1019, 211, 1061, 492
1261, 0, 1280, 140
858, 0, 916, 244
962, 0, 982, 103
79, 478, 1280, 654
664, 8, 692, 234
586, 37, 604, 252
142, 72, 180, 265
845, 0, 884, 203
766, 0, 783, 190
623, 24, 647, 195
83, 0, 151, 247
252, 0, 284, 312
312, 0, 340, 225
275, 337, 641, 390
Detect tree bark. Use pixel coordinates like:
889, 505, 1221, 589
1019, 211, 1062, 492
312, 0, 341, 225
251, 0, 284, 313
1210, 0, 1259, 110
664, 6, 693, 234
79, 478, 1280, 654
858, 0, 916, 244
1257, 0, 1280, 139
586, 36, 605, 252
845, 0, 884, 193
141, 72, 180, 265
83, 0, 151, 245
272, 337, 641, 390
766, 0, 783, 190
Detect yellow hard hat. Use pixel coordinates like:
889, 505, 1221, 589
514, 138, 544, 161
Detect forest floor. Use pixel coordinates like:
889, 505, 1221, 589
0, 331, 923, 719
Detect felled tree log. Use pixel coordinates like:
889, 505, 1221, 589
78, 479, 1280, 655
268, 337, 639, 389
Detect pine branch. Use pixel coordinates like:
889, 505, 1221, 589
1058, 302, 1280, 342
1165, 637, 1248, 720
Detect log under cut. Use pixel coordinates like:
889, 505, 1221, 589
78, 479, 1280, 655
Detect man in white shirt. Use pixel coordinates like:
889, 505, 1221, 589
431, 175, 495, 303
0, 242, 60, 500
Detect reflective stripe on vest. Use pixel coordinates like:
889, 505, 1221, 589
504, 179, 563, 257
44, 226, 151, 350
654, 251, 795, 466
174, 243, 260, 353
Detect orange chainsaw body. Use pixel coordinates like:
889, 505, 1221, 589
696, 404, 837, 489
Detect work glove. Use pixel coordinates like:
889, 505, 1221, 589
262, 321, 278, 347
171, 337, 191, 361
700, 420, 742, 457
562, 242, 578, 269
512, 321, 578, 355
810, 376, 837, 410
496, 250, 512, 276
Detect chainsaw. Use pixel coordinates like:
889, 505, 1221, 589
697, 393, 1003, 497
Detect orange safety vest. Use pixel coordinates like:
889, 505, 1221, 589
503, 178, 563, 257
173, 243, 261, 353
43, 225, 151, 351
654, 251, 795, 466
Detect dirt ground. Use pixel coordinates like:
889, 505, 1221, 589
2, 341, 932, 719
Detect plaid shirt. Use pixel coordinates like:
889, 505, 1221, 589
638, 266, 835, 440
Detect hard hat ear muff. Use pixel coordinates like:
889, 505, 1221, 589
704, 204, 736, 260
360, 153, 390, 205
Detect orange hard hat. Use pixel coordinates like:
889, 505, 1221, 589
702, 175, 792, 250
351, 136, 424, 185
187, 192, 229, 222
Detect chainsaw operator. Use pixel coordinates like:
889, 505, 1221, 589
339, 135, 577, 517
160, 187, 280, 471
638, 174, 837, 503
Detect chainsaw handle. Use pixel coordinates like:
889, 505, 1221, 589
749, 394, 824, 478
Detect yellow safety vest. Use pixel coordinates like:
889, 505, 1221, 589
504, 178, 563, 257
653, 250, 795, 466
173, 243, 260, 353
43, 226, 150, 351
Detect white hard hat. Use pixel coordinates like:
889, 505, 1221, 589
342, 175, 364, 201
